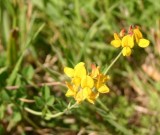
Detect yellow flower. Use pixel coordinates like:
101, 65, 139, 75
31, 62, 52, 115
90, 64, 100, 78
65, 82, 77, 97
138, 39, 150, 48
64, 62, 86, 86
122, 35, 134, 48
111, 26, 150, 57
75, 87, 91, 103
121, 35, 134, 56
90, 64, 110, 93
122, 47, 131, 56
75, 75, 94, 103
81, 75, 94, 88
87, 92, 99, 104
95, 74, 110, 93
111, 33, 121, 48
133, 27, 150, 48
74, 62, 86, 79
133, 27, 142, 43
64, 63, 110, 104
64, 62, 86, 78
64, 62, 88, 102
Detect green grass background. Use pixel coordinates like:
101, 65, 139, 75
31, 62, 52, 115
0, 0, 160, 134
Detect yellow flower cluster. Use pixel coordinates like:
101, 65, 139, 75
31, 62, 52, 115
111, 26, 150, 56
64, 62, 110, 104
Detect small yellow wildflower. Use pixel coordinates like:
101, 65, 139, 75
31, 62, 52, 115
75, 75, 94, 102
121, 35, 134, 56
64, 62, 110, 104
122, 47, 132, 56
75, 87, 89, 103
111, 25, 150, 56
121, 35, 134, 48
91, 65, 110, 93
111, 33, 121, 48
87, 92, 99, 104
90, 64, 100, 78
95, 74, 110, 93
64, 62, 86, 86
65, 82, 77, 97
133, 27, 150, 48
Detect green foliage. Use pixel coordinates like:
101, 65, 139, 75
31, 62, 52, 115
0, 0, 160, 134
34, 86, 55, 109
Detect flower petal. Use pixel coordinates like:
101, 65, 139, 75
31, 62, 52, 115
113, 33, 120, 40
72, 77, 81, 86
122, 35, 134, 48
133, 28, 143, 43
65, 82, 77, 97
81, 75, 94, 88
75, 62, 85, 69
74, 62, 86, 79
96, 74, 109, 89
87, 92, 99, 104
122, 47, 132, 56
90, 64, 100, 78
98, 85, 110, 93
75, 88, 91, 102
65, 89, 76, 97
82, 87, 92, 100
111, 40, 121, 48
75, 90, 83, 103
64, 67, 74, 77
138, 39, 150, 48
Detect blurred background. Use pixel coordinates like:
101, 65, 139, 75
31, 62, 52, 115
0, 0, 160, 135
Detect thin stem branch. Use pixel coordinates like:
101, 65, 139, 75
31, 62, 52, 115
97, 99, 109, 112
24, 107, 42, 116
104, 51, 122, 75
24, 102, 78, 119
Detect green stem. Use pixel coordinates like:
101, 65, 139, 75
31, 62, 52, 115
24, 107, 42, 116
104, 51, 122, 75
46, 112, 64, 119
97, 99, 109, 112
24, 102, 78, 119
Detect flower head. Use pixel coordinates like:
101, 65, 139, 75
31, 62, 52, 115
133, 27, 150, 48
121, 34, 134, 56
64, 62, 110, 104
111, 33, 121, 48
64, 62, 86, 86
111, 25, 150, 56
65, 82, 77, 97
122, 47, 132, 56
90, 64, 110, 93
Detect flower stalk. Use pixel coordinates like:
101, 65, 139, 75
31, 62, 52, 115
24, 102, 78, 119
103, 50, 122, 75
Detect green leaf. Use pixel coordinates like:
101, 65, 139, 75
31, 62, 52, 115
0, 90, 10, 102
13, 112, 22, 122
15, 74, 22, 85
22, 65, 34, 80
0, 105, 5, 120
34, 96, 45, 109
46, 96, 55, 106
42, 85, 50, 102
6, 54, 23, 85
